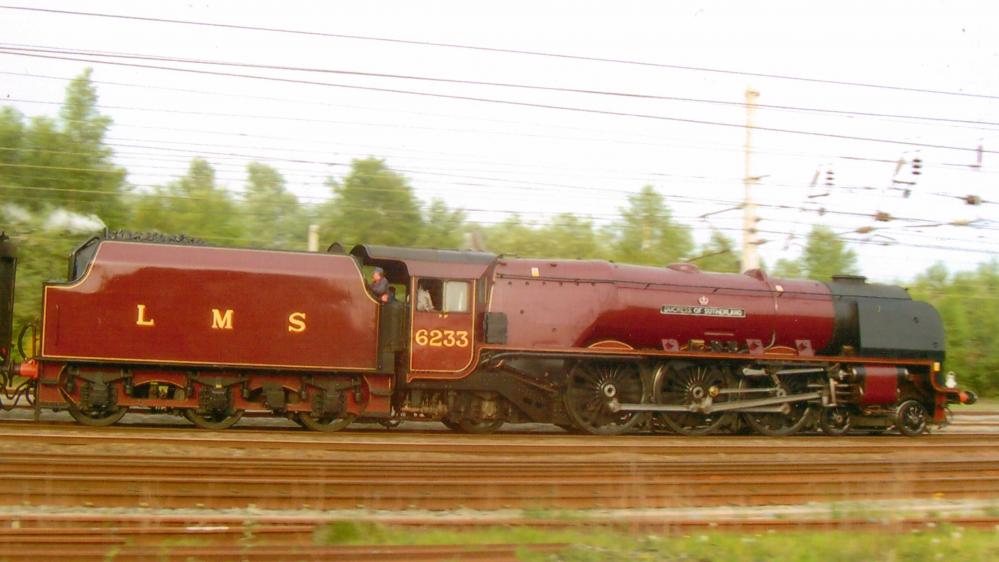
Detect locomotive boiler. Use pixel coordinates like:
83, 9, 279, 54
0, 232, 975, 435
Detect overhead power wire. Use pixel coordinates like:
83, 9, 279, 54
9, 72, 999, 175
5, 43, 999, 130
5, 186, 994, 256
2, 159, 984, 230
0, 48, 995, 156
2, 4, 997, 101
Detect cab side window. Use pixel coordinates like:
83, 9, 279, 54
442, 281, 470, 313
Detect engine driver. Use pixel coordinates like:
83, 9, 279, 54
368, 267, 390, 303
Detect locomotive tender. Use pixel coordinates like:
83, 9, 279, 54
0, 233, 976, 435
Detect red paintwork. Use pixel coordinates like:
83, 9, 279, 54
860, 365, 901, 405
487, 260, 835, 353
40, 241, 380, 371
411, 309, 475, 373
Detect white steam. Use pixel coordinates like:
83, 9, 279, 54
1, 205, 105, 233
44, 209, 106, 233
1, 204, 31, 223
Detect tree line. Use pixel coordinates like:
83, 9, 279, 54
2, 70, 996, 396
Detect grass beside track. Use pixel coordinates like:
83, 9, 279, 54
317, 521, 999, 562
960, 398, 999, 412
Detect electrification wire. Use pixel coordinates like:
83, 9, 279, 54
5, 43, 999, 130
1, 48, 994, 155
9, 72, 998, 177
2, 4, 997, 101
2, 160, 987, 233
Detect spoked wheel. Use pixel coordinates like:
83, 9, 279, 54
184, 408, 244, 430
655, 363, 736, 435
564, 361, 646, 435
456, 418, 504, 434
67, 404, 127, 427
819, 406, 852, 436
295, 412, 356, 432
741, 375, 815, 436
896, 400, 928, 436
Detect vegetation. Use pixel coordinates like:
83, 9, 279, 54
315, 520, 999, 562
2, 69, 996, 395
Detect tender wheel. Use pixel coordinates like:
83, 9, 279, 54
67, 404, 127, 427
819, 407, 851, 436
896, 400, 928, 436
456, 418, 504, 434
655, 363, 736, 435
184, 408, 244, 430
741, 375, 815, 436
564, 361, 646, 435
295, 412, 356, 432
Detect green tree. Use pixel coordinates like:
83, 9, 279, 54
610, 185, 693, 266
911, 261, 999, 395
542, 214, 604, 259
17, 69, 127, 225
481, 215, 550, 257
242, 162, 305, 249
691, 230, 740, 273
320, 158, 423, 247
0, 69, 125, 357
0, 108, 26, 190
417, 198, 466, 249
772, 258, 804, 279
131, 158, 244, 243
773, 226, 858, 280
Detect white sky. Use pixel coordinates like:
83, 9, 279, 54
0, 0, 997, 282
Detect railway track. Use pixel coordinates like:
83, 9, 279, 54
3, 422, 999, 510
1, 419, 998, 559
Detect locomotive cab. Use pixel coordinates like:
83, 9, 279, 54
348, 245, 495, 380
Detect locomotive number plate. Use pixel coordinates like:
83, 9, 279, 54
414, 329, 470, 348
660, 305, 746, 318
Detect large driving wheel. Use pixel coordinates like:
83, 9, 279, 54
564, 361, 646, 435
295, 412, 356, 432
184, 408, 244, 430
655, 363, 736, 435
67, 403, 127, 427
741, 375, 815, 436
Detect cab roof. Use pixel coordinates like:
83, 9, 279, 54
349, 244, 496, 279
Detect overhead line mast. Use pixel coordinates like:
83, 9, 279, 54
742, 88, 761, 272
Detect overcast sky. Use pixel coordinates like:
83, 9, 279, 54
1, 1, 997, 282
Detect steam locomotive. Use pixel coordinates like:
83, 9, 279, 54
0, 232, 975, 435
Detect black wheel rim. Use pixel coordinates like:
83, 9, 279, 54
741, 375, 814, 436
656, 365, 734, 435
68, 404, 127, 427
564, 362, 645, 435
297, 412, 355, 432
185, 409, 244, 430
897, 401, 927, 436
820, 407, 851, 435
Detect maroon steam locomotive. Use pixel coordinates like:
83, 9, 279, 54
0, 232, 975, 435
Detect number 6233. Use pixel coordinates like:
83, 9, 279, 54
414, 329, 469, 348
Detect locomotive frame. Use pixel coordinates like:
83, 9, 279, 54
0, 233, 976, 435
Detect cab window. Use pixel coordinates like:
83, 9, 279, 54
416, 279, 470, 313
442, 281, 470, 313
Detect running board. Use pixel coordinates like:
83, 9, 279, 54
616, 392, 822, 414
